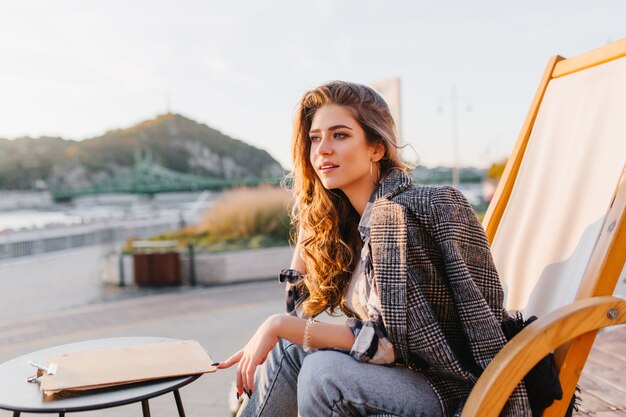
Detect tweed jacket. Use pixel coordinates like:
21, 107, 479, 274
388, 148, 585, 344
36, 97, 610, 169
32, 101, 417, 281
369, 170, 531, 417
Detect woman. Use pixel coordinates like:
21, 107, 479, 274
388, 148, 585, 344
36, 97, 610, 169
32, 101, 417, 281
215, 81, 531, 417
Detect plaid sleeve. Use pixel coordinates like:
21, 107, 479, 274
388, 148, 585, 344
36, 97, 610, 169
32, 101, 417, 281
345, 315, 395, 365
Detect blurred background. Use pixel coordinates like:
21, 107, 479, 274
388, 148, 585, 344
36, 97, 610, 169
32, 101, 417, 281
0, 1, 625, 415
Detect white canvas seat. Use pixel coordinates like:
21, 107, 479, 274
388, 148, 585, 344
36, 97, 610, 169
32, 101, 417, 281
491, 52, 626, 316
460, 38, 626, 417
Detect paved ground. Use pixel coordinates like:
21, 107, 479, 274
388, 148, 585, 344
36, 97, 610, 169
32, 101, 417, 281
0, 280, 285, 417
575, 325, 626, 416
0, 246, 108, 321
0, 280, 624, 417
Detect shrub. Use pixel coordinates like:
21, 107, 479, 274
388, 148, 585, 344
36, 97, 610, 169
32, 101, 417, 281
145, 186, 294, 252
196, 185, 293, 241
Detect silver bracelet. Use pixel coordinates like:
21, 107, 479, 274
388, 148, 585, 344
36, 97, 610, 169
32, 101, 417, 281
302, 317, 315, 352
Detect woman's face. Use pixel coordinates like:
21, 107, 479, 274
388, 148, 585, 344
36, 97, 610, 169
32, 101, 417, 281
308, 104, 382, 198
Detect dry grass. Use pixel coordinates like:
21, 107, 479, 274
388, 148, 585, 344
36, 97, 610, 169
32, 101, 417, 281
196, 185, 292, 240
145, 186, 293, 252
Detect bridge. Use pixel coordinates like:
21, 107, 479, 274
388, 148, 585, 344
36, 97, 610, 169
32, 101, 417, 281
50, 154, 281, 202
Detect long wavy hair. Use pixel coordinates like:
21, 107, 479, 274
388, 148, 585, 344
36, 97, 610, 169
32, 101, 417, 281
291, 81, 409, 317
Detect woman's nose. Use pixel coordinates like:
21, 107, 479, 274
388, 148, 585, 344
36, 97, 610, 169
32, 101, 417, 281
316, 136, 333, 155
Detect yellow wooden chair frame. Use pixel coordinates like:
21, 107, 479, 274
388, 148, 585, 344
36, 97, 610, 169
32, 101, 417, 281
461, 39, 626, 417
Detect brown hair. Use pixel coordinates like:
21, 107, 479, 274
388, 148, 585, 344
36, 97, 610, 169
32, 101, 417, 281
290, 80, 408, 317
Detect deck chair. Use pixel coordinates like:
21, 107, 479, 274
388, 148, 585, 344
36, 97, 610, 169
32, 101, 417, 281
460, 39, 626, 416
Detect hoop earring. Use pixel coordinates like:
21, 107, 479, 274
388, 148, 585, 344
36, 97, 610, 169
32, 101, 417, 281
370, 160, 380, 185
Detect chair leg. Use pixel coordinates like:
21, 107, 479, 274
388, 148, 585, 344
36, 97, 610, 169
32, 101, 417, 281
174, 389, 186, 417
142, 399, 151, 417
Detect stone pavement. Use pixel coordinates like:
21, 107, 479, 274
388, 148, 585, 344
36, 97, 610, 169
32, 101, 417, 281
0, 280, 286, 417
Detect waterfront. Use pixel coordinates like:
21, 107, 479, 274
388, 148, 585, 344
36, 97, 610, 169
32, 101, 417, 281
0, 184, 484, 233
0, 190, 214, 233
1, 184, 624, 320
0, 191, 214, 318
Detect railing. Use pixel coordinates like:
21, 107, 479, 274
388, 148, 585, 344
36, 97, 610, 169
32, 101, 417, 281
0, 218, 180, 261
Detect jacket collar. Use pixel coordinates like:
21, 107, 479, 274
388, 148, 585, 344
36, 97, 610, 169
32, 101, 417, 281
372, 168, 413, 201
358, 169, 413, 241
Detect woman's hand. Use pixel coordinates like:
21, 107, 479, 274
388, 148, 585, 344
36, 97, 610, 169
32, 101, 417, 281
216, 314, 282, 397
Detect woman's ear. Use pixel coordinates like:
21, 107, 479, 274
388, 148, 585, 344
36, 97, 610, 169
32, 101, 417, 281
371, 142, 385, 162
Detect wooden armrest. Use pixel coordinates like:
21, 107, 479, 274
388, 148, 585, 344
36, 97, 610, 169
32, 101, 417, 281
460, 295, 626, 417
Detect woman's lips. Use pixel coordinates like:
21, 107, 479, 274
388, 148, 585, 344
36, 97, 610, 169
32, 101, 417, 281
319, 164, 339, 174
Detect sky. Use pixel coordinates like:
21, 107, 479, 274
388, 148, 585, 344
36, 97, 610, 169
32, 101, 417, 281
1, 1, 625, 170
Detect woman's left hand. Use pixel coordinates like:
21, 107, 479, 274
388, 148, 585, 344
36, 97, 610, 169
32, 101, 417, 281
215, 314, 281, 396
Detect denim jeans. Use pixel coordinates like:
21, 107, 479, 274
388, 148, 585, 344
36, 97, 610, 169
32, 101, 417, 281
236, 338, 443, 417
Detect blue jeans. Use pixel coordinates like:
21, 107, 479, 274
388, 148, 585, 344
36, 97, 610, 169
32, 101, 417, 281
236, 338, 443, 417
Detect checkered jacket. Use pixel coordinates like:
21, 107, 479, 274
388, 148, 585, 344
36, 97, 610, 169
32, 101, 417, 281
369, 170, 531, 417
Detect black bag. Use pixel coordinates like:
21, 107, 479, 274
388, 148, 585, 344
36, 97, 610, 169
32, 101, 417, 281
501, 313, 579, 417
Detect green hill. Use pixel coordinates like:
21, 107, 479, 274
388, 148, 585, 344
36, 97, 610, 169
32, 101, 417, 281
0, 113, 284, 190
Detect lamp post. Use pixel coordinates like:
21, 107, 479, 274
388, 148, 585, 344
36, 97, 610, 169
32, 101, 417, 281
439, 86, 471, 189
451, 86, 460, 189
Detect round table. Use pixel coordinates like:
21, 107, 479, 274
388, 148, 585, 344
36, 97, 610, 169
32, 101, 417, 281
0, 337, 201, 417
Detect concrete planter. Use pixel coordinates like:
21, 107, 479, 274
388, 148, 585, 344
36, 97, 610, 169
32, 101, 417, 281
180, 246, 293, 285
103, 246, 294, 287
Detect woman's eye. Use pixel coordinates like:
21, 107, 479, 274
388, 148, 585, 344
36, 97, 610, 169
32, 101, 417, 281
333, 132, 347, 139
309, 136, 321, 142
